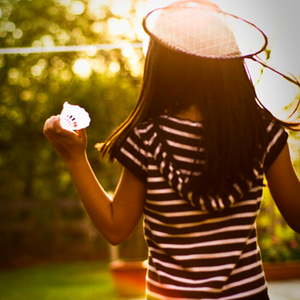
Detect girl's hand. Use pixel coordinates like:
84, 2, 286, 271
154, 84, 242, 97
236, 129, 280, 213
43, 115, 87, 164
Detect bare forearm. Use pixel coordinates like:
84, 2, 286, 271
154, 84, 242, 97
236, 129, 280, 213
64, 155, 118, 242
43, 117, 145, 244
268, 173, 300, 234
266, 144, 300, 234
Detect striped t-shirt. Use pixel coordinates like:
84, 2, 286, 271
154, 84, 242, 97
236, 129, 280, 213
115, 115, 288, 300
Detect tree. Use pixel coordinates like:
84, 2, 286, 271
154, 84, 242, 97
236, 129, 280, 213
0, 0, 145, 201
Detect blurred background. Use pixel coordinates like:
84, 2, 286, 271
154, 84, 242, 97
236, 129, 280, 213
0, 0, 300, 299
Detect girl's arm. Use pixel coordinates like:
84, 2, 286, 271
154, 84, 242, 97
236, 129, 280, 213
265, 143, 300, 233
44, 116, 146, 245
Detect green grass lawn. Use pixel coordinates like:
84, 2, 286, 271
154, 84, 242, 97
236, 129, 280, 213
0, 261, 119, 300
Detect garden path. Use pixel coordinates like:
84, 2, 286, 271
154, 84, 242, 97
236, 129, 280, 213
268, 280, 300, 300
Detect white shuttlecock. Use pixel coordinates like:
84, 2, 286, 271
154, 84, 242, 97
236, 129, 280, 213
60, 102, 91, 131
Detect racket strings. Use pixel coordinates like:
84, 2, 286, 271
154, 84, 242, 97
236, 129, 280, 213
143, 3, 267, 59
153, 9, 239, 58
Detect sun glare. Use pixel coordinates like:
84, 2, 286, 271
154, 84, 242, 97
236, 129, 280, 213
72, 58, 92, 79
111, 0, 132, 16
212, 0, 300, 117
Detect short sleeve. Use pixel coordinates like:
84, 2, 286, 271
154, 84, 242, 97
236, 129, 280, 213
263, 121, 288, 171
114, 127, 148, 183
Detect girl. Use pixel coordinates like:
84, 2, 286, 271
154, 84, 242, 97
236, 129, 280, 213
44, 1, 300, 299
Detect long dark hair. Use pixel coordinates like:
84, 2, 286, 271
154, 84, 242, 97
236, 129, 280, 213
98, 40, 298, 194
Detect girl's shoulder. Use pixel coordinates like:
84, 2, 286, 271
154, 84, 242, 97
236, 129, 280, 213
261, 114, 288, 138
132, 115, 203, 144
138, 114, 203, 130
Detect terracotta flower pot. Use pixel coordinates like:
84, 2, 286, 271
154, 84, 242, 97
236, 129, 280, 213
263, 261, 300, 281
109, 260, 147, 298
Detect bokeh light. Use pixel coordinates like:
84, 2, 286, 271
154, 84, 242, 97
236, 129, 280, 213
72, 58, 92, 79
68, 1, 86, 15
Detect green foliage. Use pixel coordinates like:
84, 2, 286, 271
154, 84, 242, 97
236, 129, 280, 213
258, 186, 300, 262
0, 0, 144, 201
0, 261, 118, 300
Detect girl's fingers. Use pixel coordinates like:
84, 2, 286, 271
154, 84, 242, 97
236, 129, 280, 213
43, 114, 88, 163
44, 115, 74, 138
76, 128, 87, 140
44, 115, 59, 132
53, 115, 73, 135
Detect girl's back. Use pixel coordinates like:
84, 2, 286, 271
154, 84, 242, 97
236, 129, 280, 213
115, 113, 287, 299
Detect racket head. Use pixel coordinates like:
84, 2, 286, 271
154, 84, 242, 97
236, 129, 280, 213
143, 0, 268, 59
